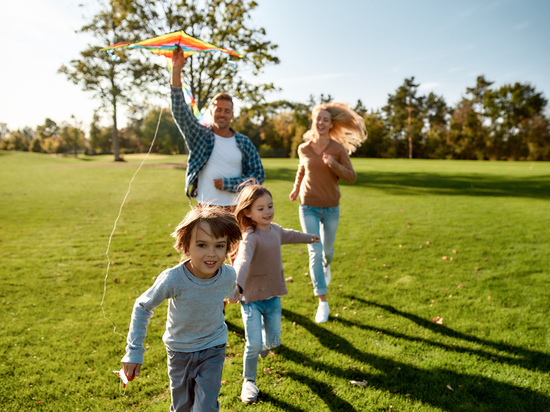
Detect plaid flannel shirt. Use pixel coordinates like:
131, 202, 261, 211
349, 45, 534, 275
171, 86, 265, 199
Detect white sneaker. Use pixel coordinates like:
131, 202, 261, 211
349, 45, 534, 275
324, 265, 331, 286
241, 379, 259, 403
315, 301, 330, 323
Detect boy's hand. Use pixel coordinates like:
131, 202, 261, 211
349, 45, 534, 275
122, 362, 141, 381
311, 235, 320, 243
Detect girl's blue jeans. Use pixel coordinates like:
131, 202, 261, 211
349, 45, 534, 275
299, 205, 340, 296
240, 297, 282, 380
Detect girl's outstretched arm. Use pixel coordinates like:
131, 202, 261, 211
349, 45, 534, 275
278, 225, 319, 245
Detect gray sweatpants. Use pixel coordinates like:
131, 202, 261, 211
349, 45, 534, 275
167, 344, 226, 412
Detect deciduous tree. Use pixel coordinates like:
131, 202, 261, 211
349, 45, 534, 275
485, 82, 547, 160
383, 77, 425, 158
140, 107, 184, 154
36, 118, 60, 153
59, 0, 158, 161
449, 76, 494, 159
138, 0, 280, 110
56, 123, 87, 156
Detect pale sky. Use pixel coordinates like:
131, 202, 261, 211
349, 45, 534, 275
1, 0, 549, 132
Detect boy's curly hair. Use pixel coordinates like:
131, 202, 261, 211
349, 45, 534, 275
171, 206, 242, 257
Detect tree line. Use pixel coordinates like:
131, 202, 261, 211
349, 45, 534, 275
3, 74, 549, 161
1, 0, 548, 160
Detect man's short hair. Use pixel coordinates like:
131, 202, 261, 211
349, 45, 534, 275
211, 93, 233, 107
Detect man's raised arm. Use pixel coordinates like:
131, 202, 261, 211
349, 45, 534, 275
171, 47, 184, 87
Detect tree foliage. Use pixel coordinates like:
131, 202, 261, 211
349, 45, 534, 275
136, 0, 280, 111
58, 0, 279, 161
59, 0, 164, 161
36, 119, 60, 153
7, 68, 550, 160
0, 123, 9, 140
140, 108, 185, 154
383, 77, 426, 158
56, 124, 87, 156
485, 82, 547, 160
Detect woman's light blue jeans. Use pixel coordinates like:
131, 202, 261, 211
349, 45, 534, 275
299, 205, 340, 296
240, 297, 282, 380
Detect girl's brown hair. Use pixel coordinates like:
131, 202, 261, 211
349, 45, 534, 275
303, 102, 367, 154
234, 185, 273, 232
171, 206, 242, 257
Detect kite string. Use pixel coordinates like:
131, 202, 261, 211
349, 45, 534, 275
101, 108, 164, 339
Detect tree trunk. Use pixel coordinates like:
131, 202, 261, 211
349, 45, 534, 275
112, 99, 122, 161
407, 105, 413, 159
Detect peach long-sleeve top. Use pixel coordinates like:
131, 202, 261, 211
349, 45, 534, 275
292, 140, 356, 208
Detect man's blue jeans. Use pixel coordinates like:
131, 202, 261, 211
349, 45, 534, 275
240, 297, 282, 380
299, 205, 340, 296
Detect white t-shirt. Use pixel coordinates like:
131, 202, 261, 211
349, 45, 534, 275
196, 133, 243, 206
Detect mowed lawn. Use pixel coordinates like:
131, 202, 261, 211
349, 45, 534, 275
1, 150, 549, 411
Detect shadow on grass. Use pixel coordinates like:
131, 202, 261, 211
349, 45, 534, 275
354, 171, 550, 200
281, 308, 550, 411
259, 393, 307, 412
266, 166, 550, 200
284, 372, 359, 412
226, 319, 245, 337
350, 297, 550, 374
226, 319, 358, 411
266, 167, 298, 183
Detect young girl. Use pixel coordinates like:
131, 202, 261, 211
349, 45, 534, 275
233, 185, 319, 403
121, 206, 242, 412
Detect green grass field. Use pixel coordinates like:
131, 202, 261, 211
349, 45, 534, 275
1, 150, 549, 411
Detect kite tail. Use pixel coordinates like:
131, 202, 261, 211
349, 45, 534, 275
182, 85, 205, 123
166, 58, 208, 126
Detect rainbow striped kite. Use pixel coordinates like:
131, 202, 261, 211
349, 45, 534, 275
101, 30, 243, 59
102, 30, 243, 125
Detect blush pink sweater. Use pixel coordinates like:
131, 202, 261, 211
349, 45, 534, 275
234, 223, 314, 304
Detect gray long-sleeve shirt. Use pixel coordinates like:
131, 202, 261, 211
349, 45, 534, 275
122, 261, 238, 365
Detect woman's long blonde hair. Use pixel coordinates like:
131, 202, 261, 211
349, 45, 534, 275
303, 102, 367, 154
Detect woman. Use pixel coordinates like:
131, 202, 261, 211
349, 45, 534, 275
289, 102, 366, 323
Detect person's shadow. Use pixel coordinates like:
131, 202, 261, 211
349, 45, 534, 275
349, 297, 550, 374
274, 304, 550, 412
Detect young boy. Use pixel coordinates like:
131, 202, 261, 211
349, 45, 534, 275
121, 206, 242, 412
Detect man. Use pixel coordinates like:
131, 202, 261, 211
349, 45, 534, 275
170, 47, 265, 208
